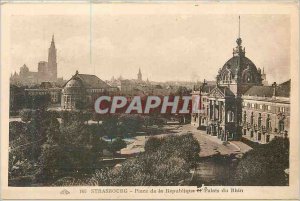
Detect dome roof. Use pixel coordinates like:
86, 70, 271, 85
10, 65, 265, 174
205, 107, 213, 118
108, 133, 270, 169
65, 78, 83, 88
222, 56, 258, 75
218, 56, 262, 84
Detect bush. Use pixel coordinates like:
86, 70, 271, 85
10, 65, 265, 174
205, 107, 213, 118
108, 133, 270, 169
145, 134, 200, 167
144, 137, 163, 153
91, 134, 200, 186
109, 137, 127, 154
234, 137, 289, 186
91, 151, 190, 186
20, 109, 32, 123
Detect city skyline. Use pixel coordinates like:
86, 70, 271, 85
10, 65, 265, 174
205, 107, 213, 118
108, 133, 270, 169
10, 14, 290, 83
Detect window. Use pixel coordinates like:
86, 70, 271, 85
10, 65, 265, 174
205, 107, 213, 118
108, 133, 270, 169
250, 112, 254, 125
251, 103, 255, 108
279, 120, 285, 132
278, 107, 285, 113
266, 115, 271, 130
227, 111, 235, 122
258, 113, 262, 127
259, 104, 263, 110
243, 111, 247, 123
258, 132, 262, 141
267, 105, 271, 110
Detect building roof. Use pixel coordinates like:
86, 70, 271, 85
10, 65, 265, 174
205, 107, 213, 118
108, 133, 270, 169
205, 85, 235, 98
243, 86, 274, 97
77, 74, 110, 89
64, 71, 111, 89
217, 86, 235, 96
202, 85, 216, 93
243, 79, 290, 98
277, 79, 291, 97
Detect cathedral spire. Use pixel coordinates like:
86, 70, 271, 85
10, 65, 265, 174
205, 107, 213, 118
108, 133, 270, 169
238, 15, 240, 38
137, 68, 142, 81
48, 34, 57, 81
50, 34, 55, 48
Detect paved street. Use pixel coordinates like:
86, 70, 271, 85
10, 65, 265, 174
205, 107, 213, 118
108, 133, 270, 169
121, 124, 252, 157
165, 124, 252, 157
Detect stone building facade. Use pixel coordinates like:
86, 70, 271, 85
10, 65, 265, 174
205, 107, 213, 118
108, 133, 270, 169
241, 80, 290, 143
191, 35, 290, 144
25, 82, 62, 105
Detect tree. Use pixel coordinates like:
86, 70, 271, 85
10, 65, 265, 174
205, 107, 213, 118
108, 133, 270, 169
92, 112, 102, 125
20, 109, 32, 123
102, 115, 119, 141
109, 137, 127, 155
175, 86, 191, 96
45, 113, 61, 144
35, 138, 63, 183
75, 100, 85, 111
234, 137, 289, 186
90, 134, 200, 186
144, 137, 163, 153
119, 114, 144, 135
82, 111, 92, 124
91, 137, 108, 157
27, 94, 50, 109
9, 121, 26, 142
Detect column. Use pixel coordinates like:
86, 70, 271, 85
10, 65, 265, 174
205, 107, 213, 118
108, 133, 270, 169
213, 100, 216, 120
219, 101, 222, 120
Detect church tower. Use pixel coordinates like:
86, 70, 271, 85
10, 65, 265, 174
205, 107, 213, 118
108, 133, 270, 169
137, 68, 142, 81
48, 34, 57, 81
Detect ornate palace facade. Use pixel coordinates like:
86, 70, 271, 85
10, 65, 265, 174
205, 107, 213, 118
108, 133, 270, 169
191, 35, 290, 144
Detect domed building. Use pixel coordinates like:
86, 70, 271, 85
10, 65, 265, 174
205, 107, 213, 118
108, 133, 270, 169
61, 70, 118, 110
200, 36, 264, 141
191, 20, 290, 143
216, 37, 263, 94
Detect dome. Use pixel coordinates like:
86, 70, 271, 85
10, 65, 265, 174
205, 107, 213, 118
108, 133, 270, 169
218, 56, 262, 85
65, 78, 83, 88
217, 36, 262, 85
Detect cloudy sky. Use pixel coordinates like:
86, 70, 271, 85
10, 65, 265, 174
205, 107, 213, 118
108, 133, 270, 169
10, 14, 290, 83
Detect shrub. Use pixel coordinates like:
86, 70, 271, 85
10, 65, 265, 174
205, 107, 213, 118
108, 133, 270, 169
144, 137, 163, 153
91, 134, 200, 186
91, 151, 190, 186
234, 137, 289, 186
20, 109, 32, 123
109, 137, 127, 154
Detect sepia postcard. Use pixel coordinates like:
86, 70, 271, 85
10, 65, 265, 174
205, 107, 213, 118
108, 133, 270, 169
0, 1, 299, 200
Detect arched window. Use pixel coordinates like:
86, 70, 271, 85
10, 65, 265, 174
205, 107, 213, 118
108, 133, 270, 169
279, 120, 285, 132
227, 111, 235, 122
222, 70, 232, 83
242, 69, 253, 83
258, 113, 262, 127
266, 115, 271, 130
250, 112, 254, 125
243, 111, 247, 123
215, 108, 219, 120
